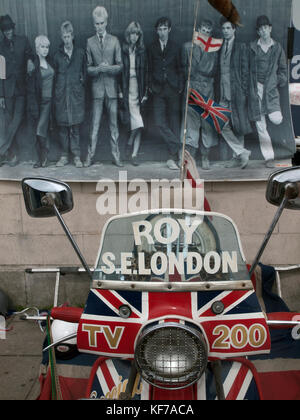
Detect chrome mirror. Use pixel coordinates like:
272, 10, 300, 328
22, 177, 73, 218
266, 167, 300, 210
22, 177, 92, 279
250, 167, 300, 277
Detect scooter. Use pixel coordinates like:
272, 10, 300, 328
21, 166, 300, 400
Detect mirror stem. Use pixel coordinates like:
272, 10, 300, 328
249, 195, 289, 278
53, 203, 93, 280
250, 182, 298, 278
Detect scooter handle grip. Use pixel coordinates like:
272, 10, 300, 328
51, 307, 83, 323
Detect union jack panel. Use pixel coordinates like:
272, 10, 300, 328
77, 289, 270, 358
202, 360, 261, 400
86, 358, 261, 400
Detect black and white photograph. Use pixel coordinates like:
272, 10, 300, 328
0, 0, 295, 181
2, 0, 300, 402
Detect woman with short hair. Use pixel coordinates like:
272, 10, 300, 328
121, 21, 148, 166
27, 35, 54, 168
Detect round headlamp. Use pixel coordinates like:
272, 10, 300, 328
135, 322, 207, 390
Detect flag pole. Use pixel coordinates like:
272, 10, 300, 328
180, 0, 201, 182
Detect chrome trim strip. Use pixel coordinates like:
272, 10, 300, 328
91, 279, 253, 292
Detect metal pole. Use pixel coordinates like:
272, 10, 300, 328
249, 196, 289, 278
53, 204, 93, 280
119, 362, 138, 400
211, 360, 225, 400
249, 182, 299, 277
180, 0, 200, 182
249, 195, 290, 277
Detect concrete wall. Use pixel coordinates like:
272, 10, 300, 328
1, 179, 300, 310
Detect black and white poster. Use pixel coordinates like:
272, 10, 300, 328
0, 0, 295, 181
290, 0, 300, 137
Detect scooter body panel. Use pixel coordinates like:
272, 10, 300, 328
86, 357, 261, 400
77, 288, 270, 358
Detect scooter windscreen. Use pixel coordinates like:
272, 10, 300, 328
92, 210, 250, 287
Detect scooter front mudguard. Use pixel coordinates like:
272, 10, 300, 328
85, 357, 263, 400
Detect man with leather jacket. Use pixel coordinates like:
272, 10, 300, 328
0, 15, 34, 167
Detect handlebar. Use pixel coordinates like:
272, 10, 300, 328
25, 267, 94, 275
25, 266, 94, 308
19, 306, 83, 323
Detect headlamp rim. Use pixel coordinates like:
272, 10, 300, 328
134, 322, 208, 390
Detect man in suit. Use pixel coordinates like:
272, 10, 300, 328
148, 17, 183, 170
216, 17, 252, 169
84, 6, 123, 167
182, 19, 219, 170
0, 15, 34, 167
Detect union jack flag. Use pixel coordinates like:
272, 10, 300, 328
85, 355, 262, 400
86, 357, 145, 400
39, 264, 300, 400
188, 88, 232, 134
193, 31, 223, 52
203, 358, 262, 400
78, 284, 270, 359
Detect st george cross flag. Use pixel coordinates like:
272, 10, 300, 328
193, 31, 223, 52
189, 88, 231, 134
0, 55, 5, 80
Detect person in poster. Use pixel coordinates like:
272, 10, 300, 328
148, 17, 184, 170
84, 6, 123, 168
248, 15, 288, 168
26, 35, 54, 168
0, 14, 34, 167
53, 21, 86, 169
181, 19, 219, 170
0, 0, 295, 179
121, 21, 148, 167
216, 17, 252, 169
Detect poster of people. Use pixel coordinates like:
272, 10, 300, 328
290, 0, 300, 138
0, 0, 296, 181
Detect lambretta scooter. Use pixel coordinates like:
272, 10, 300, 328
21, 167, 300, 400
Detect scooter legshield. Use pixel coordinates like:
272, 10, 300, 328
77, 288, 270, 359
85, 357, 263, 400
